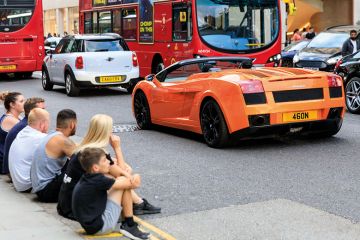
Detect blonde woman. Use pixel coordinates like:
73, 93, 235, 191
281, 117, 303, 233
57, 114, 160, 220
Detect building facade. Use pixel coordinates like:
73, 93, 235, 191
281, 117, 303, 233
287, 0, 359, 33
43, 0, 79, 37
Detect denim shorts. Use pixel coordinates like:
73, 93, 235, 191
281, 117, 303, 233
97, 199, 121, 235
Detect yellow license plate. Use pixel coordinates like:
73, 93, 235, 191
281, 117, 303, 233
99, 76, 124, 83
0, 65, 16, 71
283, 110, 318, 123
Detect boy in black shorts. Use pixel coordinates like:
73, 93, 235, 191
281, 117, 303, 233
72, 147, 149, 239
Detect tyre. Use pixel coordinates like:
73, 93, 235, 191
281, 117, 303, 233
200, 100, 229, 148
345, 77, 360, 114
23, 72, 33, 78
65, 72, 80, 97
42, 67, 53, 91
313, 119, 343, 138
126, 85, 135, 94
133, 91, 152, 129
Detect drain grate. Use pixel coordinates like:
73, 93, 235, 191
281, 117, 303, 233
112, 124, 140, 133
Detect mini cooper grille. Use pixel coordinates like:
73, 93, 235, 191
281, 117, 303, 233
244, 93, 267, 105
273, 88, 324, 103
329, 87, 342, 98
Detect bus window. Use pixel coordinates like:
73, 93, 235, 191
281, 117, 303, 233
99, 11, 111, 33
113, 10, 121, 35
84, 12, 92, 33
92, 12, 98, 33
122, 9, 137, 41
172, 4, 191, 41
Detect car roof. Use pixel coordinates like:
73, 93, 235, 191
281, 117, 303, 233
325, 25, 360, 33
63, 33, 123, 40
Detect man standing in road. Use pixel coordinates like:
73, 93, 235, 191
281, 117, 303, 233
342, 30, 360, 56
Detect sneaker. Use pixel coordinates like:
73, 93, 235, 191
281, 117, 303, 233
120, 222, 149, 240
133, 198, 161, 215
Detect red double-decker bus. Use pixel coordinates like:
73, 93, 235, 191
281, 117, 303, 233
79, 0, 281, 77
0, 0, 44, 78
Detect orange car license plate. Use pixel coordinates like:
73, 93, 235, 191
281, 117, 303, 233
99, 76, 125, 83
0, 65, 16, 71
283, 110, 317, 123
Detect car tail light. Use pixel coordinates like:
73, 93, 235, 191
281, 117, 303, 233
75, 56, 83, 69
132, 52, 138, 67
239, 79, 264, 93
334, 59, 342, 71
327, 75, 342, 87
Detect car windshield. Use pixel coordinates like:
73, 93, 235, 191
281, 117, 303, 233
157, 58, 252, 82
84, 39, 126, 52
284, 40, 309, 52
0, 8, 34, 32
196, 0, 279, 52
302, 32, 349, 55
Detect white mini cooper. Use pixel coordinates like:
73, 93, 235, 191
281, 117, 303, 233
42, 33, 140, 96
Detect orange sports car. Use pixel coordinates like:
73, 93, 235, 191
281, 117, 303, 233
132, 57, 345, 148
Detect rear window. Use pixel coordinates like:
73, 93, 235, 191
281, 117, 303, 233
306, 32, 348, 49
84, 39, 129, 52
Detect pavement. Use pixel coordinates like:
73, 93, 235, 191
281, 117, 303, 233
2, 173, 360, 240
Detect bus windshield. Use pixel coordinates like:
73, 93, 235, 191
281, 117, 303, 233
0, 9, 34, 32
196, 0, 279, 52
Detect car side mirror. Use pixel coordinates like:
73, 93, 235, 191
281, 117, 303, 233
145, 74, 155, 81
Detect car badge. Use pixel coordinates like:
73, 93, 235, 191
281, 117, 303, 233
106, 57, 114, 62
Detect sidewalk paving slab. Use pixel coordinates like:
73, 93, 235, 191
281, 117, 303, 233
149, 199, 360, 240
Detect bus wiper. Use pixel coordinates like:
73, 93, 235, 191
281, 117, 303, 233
95, 49, 109, 52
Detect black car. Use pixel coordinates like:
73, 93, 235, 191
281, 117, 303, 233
334, 50, 360, 114
293, 26, 356, 72
280, 40, 309, 67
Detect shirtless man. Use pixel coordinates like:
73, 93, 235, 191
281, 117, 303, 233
31, 109, 77, 202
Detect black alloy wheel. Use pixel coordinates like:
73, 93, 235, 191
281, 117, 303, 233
134, 91, 152, 129
42, 67, 53, 91
345, 77, 360, 114
200, 100, 229, 148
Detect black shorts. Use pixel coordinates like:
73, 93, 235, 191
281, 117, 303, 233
36, 161, 68, 203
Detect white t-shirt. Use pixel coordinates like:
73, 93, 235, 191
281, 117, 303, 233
351, 40, 357, 54
9, 125, 46, 192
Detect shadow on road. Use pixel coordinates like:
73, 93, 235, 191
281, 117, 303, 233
146, 124, 349, 150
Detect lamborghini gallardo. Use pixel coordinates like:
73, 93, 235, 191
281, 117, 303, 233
132, 57, 345, 148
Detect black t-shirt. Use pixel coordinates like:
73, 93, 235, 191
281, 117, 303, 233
57, 152, 114, 219
72, 173, 115, 234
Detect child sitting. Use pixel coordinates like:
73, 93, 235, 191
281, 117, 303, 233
72, 147, 149, 239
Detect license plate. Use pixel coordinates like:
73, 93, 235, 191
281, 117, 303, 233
0, 65, 16, 71
283, 110, 318, 123
99, 76, 125, 83
303, 67, 319, 71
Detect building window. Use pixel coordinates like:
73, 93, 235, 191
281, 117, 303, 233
122, 8, 137, 41
84, 12, 92, 33
99, 11, 111, 33
113, 10, 121, 35
92, 12, 98, 33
